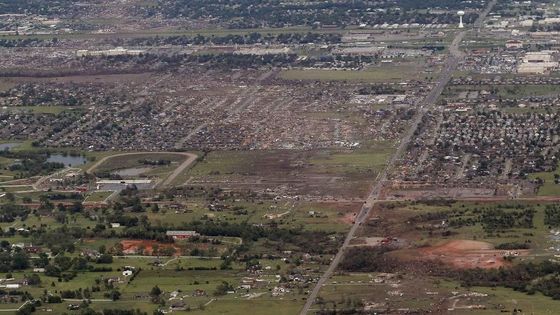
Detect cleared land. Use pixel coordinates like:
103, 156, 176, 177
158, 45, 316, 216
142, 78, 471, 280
280, 63, 429, 82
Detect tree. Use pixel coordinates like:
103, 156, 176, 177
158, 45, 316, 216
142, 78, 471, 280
0, 253, 12, 272
5, 192, 15, 202
107, 289, 121, 301
150, 285, 162, 304
25, 273, 41, 285
35, 252, 49, 268
70, 201, 83, 213
44, 264, 61, 277
73, 257, 88, 270
54, 255, 72, 271
160, 247, 176, 257
12, 251, 30, 270
150, 285, 162, 297
96, 254, 113, 264
151, 203, 159, 213
213, 281, 234, 296
39, 195, 54, 211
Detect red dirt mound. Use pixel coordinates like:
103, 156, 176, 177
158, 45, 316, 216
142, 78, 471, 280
417, 240, 528, 269
121, 240, 180, 256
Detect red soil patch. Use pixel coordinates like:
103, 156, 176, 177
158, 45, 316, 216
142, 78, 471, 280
340, 212, 357, 225
417, 240, 528, 269
121, 240, 180, 256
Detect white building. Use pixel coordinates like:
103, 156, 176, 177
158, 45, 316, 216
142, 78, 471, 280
77, 47, 145, 57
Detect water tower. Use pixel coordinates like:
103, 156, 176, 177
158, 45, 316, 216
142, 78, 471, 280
457, 11, 465, 28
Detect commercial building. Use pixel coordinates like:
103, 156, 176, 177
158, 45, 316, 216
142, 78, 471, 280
76, 47, 145, 57
166, 230, 200, 239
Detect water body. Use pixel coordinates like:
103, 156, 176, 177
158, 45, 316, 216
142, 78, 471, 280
0, 143, 20, 151
113, 167, 152, 177
47, 154, 87, 167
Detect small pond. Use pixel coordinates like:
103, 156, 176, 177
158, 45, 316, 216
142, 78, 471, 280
113, 167, 152, 177
47, 154, 87, 167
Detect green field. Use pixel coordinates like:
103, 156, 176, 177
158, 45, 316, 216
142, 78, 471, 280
93, 153, 186, 174
84, 191, 114, 202
310, 146, 393, 176
530, 164, 560, 196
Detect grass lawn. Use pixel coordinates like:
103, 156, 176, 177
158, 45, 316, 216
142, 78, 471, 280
190, 299, 305, 315
250, 201, 356, 233
530, 165, 560, 196
93, 153, 186, 173
466, 286, 560, 315
0, 156, 18, 180
187, 151, 254, 177
0, 185, 34, 193
84, 191, 114, 202
309, 146, 393, 176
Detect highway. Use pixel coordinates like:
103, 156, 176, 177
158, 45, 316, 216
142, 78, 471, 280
299, 1, 497, 314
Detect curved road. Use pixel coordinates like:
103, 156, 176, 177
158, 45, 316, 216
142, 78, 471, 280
87, 151, 198, 188
299, 1, 497, 314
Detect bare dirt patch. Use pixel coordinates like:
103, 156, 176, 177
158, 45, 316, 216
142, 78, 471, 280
121, 240, 180, 256
340, 211, 357, 225
416, 240, 527, 269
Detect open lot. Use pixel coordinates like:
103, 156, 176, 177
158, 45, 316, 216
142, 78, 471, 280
185, 146, 392, 199
280, 62, 430, 82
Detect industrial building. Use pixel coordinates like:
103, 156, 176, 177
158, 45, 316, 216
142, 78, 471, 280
76, 47, 145, 57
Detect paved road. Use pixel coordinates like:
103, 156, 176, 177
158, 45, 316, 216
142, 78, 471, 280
159, 152, 198, 187
86, 151, 198, 188
299, 2, 497, 314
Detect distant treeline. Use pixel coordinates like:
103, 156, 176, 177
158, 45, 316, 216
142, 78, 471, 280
0, 38, 58, 48
123, 32, 342, 46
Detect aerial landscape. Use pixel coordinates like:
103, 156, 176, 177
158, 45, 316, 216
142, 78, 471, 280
2, 0, 560, 314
